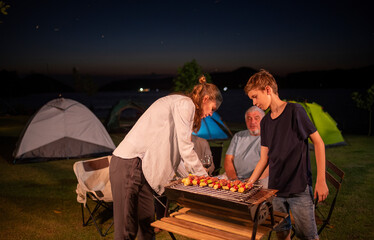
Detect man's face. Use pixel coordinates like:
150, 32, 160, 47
245, 111, 262, 136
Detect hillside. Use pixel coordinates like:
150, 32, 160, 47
98, 65, 374, 92
0, 71, 73, 97
1, 65, 373, 96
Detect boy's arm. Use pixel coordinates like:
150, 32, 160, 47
224, 155, 238, 180
248, 146, 269, 183
259, 165, 269, 179
310, 131, 329, 202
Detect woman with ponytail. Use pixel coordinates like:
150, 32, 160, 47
109, 75, 222, 240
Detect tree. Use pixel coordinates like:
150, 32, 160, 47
0, 1, 10, 24
173, 59, 211, 92
0, 1, 10, 15
352, 84, 374, 136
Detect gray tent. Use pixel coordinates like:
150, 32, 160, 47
13, 98, 116, 163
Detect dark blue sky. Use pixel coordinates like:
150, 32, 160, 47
1, 0, 373, 76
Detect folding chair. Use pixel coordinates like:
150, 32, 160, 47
73, 156, 114, 237
314, 159, 345, 235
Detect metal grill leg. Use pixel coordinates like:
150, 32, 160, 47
268, 201, 275, 226
251, 201, 268, 240
267, 202, 275, 240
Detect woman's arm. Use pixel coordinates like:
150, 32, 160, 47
173, 98, 207, 176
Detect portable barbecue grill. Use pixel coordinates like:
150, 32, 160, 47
162, 180, 279, 240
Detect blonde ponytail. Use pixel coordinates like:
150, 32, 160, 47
199, 75, 206, 84
189, 75, 222, 132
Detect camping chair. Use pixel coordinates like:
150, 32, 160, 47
314, 159, 345, 235
73, 156, 114, 237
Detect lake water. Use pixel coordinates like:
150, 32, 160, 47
1, 88, 369, 134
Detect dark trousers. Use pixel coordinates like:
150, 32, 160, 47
109, 155, 155, 240
154, 195, 167, 220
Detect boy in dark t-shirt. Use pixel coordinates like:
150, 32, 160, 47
244, 70, 329, 240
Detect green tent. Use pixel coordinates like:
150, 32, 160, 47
106, 100, 145, 132
291, 101, 346, 147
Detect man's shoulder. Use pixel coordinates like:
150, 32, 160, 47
234, 130, 250, 137
234, 130, 260, 140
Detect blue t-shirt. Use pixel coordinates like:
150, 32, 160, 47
261, 103, 317, 197
226, 130, 261, 180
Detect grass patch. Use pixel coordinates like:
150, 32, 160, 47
0, 116, 373, 239
318, 136, 374, 239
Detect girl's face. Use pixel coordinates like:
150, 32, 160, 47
247, 87, 271, 110
201, 95, 217, 118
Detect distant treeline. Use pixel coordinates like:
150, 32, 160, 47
0, 71, 73, 97
1, 65, 373, 97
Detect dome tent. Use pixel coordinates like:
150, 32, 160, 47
193, 112, 232, 141
106, 99, 145, 132
292, 101, 346, 147
13, 98, 116, 163
193, 112, 232, 175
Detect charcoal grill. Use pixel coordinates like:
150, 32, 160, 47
162, 180, 279, 240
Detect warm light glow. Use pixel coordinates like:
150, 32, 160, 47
138, 88, 150, 93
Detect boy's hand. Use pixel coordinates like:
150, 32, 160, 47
314, 180, 329, 202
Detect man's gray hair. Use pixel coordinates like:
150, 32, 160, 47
245, 106, 265, 118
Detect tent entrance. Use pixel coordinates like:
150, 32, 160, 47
106, 100, 145, 133
119, 107, 143, 128
16, 137, 113, 162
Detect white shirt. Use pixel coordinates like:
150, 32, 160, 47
113, 95, 207, 195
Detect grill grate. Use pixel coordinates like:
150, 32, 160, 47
168, 183, 263, 205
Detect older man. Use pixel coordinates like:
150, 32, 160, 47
224, 106, 268, 186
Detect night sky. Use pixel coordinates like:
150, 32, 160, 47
0, 0, 373, 77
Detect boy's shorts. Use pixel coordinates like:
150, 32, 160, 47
272, 185, 319, 240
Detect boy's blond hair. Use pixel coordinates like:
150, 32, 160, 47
244, 69, 278, 95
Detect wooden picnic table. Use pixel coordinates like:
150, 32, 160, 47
152, 207, 288, 240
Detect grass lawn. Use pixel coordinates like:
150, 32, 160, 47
0, 115, 373, 239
